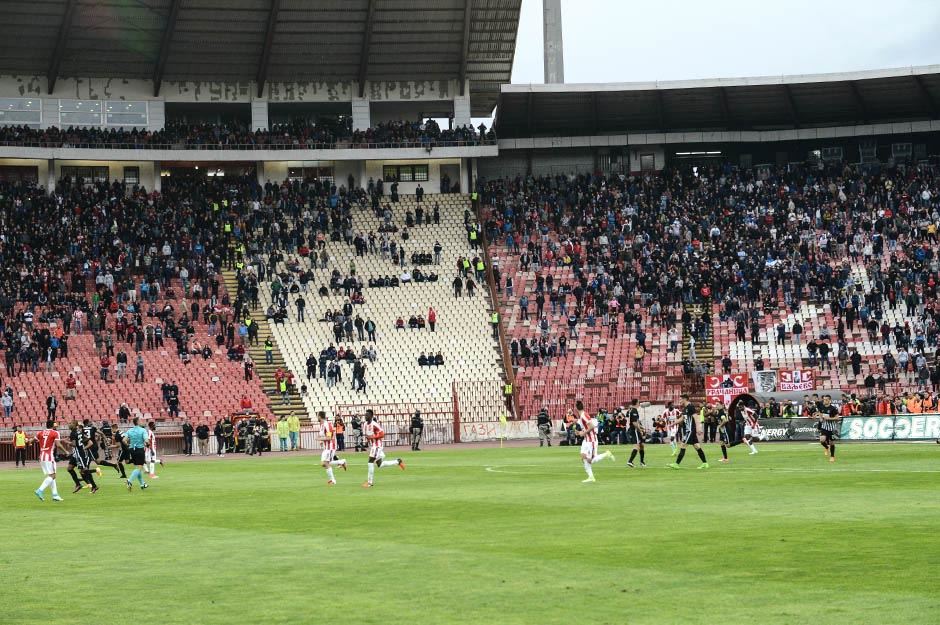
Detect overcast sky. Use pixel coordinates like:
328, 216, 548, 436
509, 0, 940, 85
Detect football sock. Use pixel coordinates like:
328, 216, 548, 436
329, 460, 345, 466
326, 467, 335, 481
670, 440, 677, 451
721, 446, 728, 460
50, 479, 59, 497
829, 443, 835, 458
379, 460, 395, 468
590, 451, 609, 464
747, 441, 757, 452
820, 440, 829, 450
639, 448, 645, 463
629, 450, 638, 463
676, 448, 686, 464
368, 463, 375, 483
696, 448, 707, 463
68, 468, 82, 486
583, 460, 594, 479
38, 476, 53, 492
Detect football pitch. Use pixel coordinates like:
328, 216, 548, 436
3, 443, 938, 625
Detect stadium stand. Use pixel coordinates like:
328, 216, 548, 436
482, 161, 940, 414
0, 119, 495, 150
239, 190, 506, 420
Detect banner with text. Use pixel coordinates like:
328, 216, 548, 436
840, 415, 940, 440
778, 369, 815, 391
753, 418, 820, 442
704, 374, 749, 406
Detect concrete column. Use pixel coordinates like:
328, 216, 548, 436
153, 161, 161, 193
46, 159, 55, 193
41, 99, 59, 130
351, 98, 371, 131
251, 101, 269, 131
453, 92, 471, 129
147, 100, 166, 131
543, 0, 565, 84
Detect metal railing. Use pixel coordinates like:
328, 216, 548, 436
0, 137, 497, 151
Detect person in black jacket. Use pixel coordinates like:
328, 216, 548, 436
410, 410, 424, 451
181, 419, 194, 456
195, 422, 210, 455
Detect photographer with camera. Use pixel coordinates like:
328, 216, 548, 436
351, 413, 364, 452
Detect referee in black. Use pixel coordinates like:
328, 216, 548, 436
816, 394, 841, 463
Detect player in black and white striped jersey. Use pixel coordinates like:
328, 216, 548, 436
815, 395, 841, 463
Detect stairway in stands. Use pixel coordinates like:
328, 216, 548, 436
682, 303, 714, 401
222, 270, 309, 422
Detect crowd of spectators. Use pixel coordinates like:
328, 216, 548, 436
482, 160, 940, 399
0, 118, 495, 150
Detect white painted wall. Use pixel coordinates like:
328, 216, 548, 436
351, 98, 371, 131
250, 101, 269, 131
627, 145, 665, 173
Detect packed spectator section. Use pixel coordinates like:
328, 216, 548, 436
0, 118, 495, 150
482, 162, 940, 417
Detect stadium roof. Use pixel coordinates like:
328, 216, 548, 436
0, 0, 521, 115
496, 65, 940, 138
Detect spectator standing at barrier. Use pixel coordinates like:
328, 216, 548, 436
351, 414, 365, 451
410, 410, 424, 451
196, 422, 210, 455
288, 412, 301, 450
181, 419, 194, 456
536, 407, 552, 447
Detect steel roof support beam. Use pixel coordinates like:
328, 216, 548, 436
358, 0, 377, 98
782, 84, 800, 129
152, 0, 182, 97
717, 87, 731, 130
459, 0, 473, 96
591, 92, 598, 134
255, 0, 280, 98
849, 81, 869, 125
656, 90, 666, 132
912, 74, 939, 118
47, 0, 77, 94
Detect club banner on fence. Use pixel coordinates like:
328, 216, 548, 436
751, 370, 778, 393
778, 368, 815, 391
754, 418, 820, 442
704, 374, 749, 405
840, 415, 940, 440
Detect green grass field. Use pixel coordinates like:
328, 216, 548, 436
2, 442, 938, 625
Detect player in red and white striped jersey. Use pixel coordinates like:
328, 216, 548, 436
34, 419, 68, 502
362, 409, 404, 488
318, 411, 347, 485
662, 402, 681, 456
576, 400, 614, 483
740, 406, 760, 455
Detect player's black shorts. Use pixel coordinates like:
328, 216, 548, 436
820, 429, 834, 442
89, 446, 100, 461
679, 427, 699, 445
118, 448, 130, 463
719, 425, 735, 445
70, 450, 91, 470
130, 448, 146, 466
626, 428, 642, 445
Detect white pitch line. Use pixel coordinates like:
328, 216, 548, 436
484, 465, 940, 475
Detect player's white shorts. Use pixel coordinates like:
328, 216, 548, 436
320, 448, 336, 463
146, 448, 158, 463
667, 426, 677, 440
40, 460, 57, 475
580, 440, 597, 458
744, 426, 760, 439
369, 444, 385, 461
